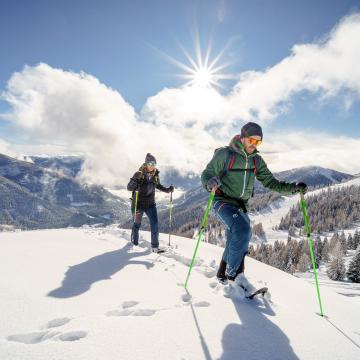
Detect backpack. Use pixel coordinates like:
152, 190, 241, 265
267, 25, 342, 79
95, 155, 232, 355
216, 147, 258, 200
218, 147, 257, 181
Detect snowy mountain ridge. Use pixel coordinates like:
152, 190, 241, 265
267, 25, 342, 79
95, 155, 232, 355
0, 153, 129, 229
266, 165, 353, 189
28, 155, 354, 190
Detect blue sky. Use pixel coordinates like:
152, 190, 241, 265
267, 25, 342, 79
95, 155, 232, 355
1, 0, 357, 108
0, 0, 360, 182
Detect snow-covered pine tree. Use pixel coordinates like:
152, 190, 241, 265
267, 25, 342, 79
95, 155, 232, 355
330, 232, 339, 252
313, 236, 323, 268
252, 222, 267, 241
339, 231, 347, 255
327, 243, 346, 281
347, 233, 354, 250
321, 237, 330, 262
353, 230, 360, 250
297, 253, 311, 272
347, 246, 360, 283
288, 224, 297, 237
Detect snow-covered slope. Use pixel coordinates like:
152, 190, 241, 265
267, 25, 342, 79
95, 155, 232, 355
1, 227, 359, 360
251, 176, 360, 244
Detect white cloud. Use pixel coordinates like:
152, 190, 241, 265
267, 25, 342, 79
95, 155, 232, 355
227, 13, 360, 125
1, 64, 222, 185
144, 13, 360, 130
142, 86, 231, 138
0, 139, 16, 158
2, 63, 144, 185
1, 13, 360, 186
260, 131, 360, 174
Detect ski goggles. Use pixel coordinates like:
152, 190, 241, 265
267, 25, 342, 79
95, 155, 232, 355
146, 161, 156, 167
248, 137, 262, 146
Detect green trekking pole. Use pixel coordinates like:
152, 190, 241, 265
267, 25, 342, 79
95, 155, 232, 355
184, 190, 215, 289
168, 190, 173, 247
300, 193, 324, 317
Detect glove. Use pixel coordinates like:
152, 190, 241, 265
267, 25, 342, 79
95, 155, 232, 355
206, 176, 221, 192
167, 185, 174, 193
293, 182, 307, 194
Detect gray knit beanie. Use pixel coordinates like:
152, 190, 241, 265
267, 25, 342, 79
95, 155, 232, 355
240, 122, 263, 139
145, 153, 157, 164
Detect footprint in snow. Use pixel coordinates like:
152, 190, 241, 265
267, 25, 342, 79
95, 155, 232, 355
209, 281, 218, 289
122, 300, 139, 309
7, 331, 60, 344
106, 308, 157, 317
202, 268, 216, 278
208, 259, 217, 269
132, 309, 157, 316
106, 309, 133, 316
7, 330, 87, 344
106, 301, 157, 317
181, 293, 192, 303
180, 292, 210, 307
121, 232, 131, 241
7, 316, 87, 344
193, 301, 211, 307
57, 331, 87, 342
45, 317, 72, 329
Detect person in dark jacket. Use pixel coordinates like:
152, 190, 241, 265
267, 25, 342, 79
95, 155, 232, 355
127, 153, 174, 252
201, 122, 307, 283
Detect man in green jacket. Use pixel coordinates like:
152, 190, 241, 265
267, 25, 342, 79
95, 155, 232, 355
201, 122, 307, 283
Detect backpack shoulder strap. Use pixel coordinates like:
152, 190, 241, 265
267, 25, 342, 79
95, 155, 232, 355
219, 147, 236, 180
153, 169, 160, 184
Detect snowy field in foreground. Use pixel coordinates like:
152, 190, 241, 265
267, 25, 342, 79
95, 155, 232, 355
0, 226, 360, 360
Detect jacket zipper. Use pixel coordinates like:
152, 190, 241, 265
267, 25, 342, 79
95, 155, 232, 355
240, 150, 248, 197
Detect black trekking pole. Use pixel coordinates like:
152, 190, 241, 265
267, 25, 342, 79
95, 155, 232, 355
130, 190, 139, 244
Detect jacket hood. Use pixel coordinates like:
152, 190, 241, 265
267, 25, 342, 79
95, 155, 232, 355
229, 135, 258, 156
139, 164, 159, 176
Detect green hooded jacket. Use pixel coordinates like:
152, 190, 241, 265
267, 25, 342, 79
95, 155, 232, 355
201, 137, 296, 208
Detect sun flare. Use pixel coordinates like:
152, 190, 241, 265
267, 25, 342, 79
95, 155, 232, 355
191, 67, 214, 87
158, 37, 232, 89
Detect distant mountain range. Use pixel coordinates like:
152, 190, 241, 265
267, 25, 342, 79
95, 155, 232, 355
30, 156, 200, 191
271, 165, 353, 187
0, 154, 355, 232
30, 155, 84, 178
153, 165, 355, 237
0, 154, 129, 230
31, 156, 354, 191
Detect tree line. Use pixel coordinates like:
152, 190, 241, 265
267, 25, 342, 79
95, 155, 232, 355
278, 186, 360, 234
248, 230, 360, 282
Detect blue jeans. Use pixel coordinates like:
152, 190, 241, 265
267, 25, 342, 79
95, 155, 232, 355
213, 201, 251, 277
131, 204, 159, 248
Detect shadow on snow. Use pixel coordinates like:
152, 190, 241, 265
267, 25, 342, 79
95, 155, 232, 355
47, 244, 153, 298
219, 296, 299, 360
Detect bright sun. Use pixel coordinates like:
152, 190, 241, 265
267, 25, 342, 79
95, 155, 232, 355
158, 38, 232, 89
192, 67, 214, 87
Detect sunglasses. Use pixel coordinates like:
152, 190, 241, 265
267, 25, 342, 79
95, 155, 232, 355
146, 162, 156, 167
248, 137, 262, 146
